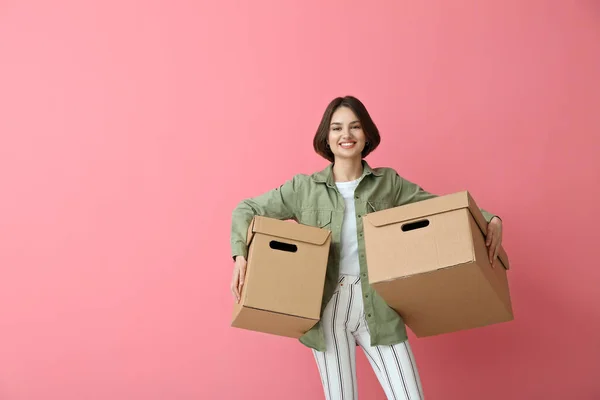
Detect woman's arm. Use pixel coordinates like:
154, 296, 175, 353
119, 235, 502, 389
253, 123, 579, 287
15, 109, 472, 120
230, 176, 301, 260
393, 173, 497, 222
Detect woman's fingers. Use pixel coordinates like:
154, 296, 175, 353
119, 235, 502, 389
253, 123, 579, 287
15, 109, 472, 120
231, 268, 240, 302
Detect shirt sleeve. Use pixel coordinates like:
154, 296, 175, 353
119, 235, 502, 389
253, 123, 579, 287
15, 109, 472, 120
230, 176, 300, 260
393, 172, 498, 223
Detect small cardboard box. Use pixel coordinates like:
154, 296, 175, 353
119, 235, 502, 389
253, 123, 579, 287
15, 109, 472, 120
231, 216, 331, 338
363, 191, 512, 337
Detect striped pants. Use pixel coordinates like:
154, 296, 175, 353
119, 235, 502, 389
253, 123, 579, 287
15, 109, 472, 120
312, 275, 424, 400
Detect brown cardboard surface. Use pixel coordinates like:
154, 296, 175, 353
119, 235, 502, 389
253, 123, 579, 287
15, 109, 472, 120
363, 191, 513, 337
232, 216, 331, 338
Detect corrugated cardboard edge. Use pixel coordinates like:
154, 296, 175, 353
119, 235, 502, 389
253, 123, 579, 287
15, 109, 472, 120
234, 305, 319, 322
246, 215, 331, 247
246, 217, 257, 246
362, 191, 510, 270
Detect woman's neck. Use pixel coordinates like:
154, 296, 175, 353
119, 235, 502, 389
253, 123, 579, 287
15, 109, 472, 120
332, 158, 363, 182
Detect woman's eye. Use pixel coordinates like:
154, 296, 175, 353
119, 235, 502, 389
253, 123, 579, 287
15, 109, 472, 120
351, 125, 361, 130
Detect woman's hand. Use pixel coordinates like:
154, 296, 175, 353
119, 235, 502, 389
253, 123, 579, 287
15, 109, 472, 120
230, 256, 247, 303
486, 217, 503, 268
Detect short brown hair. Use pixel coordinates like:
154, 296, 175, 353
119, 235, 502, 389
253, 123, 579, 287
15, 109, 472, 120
313, 96, 381, 163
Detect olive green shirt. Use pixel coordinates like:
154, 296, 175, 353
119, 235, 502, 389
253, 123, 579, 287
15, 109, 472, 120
230, 161, 496, 352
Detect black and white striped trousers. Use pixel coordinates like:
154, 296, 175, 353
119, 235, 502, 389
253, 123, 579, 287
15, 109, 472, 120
312, 275, 424, 400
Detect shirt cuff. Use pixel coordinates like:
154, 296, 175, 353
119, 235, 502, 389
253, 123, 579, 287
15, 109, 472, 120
231, 241, 248, 261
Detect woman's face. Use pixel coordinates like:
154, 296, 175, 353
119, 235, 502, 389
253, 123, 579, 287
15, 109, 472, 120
327, 106, 366, 162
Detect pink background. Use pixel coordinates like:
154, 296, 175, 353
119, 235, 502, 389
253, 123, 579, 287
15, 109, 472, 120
1, 1, 599, 399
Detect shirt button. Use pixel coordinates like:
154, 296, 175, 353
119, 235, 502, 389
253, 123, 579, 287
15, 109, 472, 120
359, 233, 363, 237
368, 314, 372, 318
365, 294, 369, 298
362, 273, 366, 277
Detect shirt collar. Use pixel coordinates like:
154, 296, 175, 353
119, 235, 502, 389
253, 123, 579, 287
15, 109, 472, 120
311, 160, 383, 186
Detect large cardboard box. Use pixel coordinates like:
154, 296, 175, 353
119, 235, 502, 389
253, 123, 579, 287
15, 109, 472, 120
363, 191, 512, 337
231, 216, 331, 338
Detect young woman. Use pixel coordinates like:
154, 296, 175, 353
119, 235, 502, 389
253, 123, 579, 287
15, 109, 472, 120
230, 96, 503, 400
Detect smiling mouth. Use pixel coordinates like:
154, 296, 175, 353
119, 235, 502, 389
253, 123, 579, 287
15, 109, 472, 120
339, 142, 357, 149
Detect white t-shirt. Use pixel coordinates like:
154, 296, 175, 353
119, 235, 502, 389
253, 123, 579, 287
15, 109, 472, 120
335, 178, 362, 276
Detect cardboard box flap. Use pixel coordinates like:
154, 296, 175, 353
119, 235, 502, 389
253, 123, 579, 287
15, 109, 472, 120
364, 192, 472, 228
363, 191, 510, 270
464, 192, 510, 270
247, 216, 331, 246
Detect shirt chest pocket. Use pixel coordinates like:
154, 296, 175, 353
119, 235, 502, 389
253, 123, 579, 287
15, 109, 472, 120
367, 200, 393, 213
297, 210, 332, 229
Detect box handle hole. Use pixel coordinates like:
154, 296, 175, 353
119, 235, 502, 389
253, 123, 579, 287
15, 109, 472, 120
269, 241, 298, 253
401, 219, 430, 232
